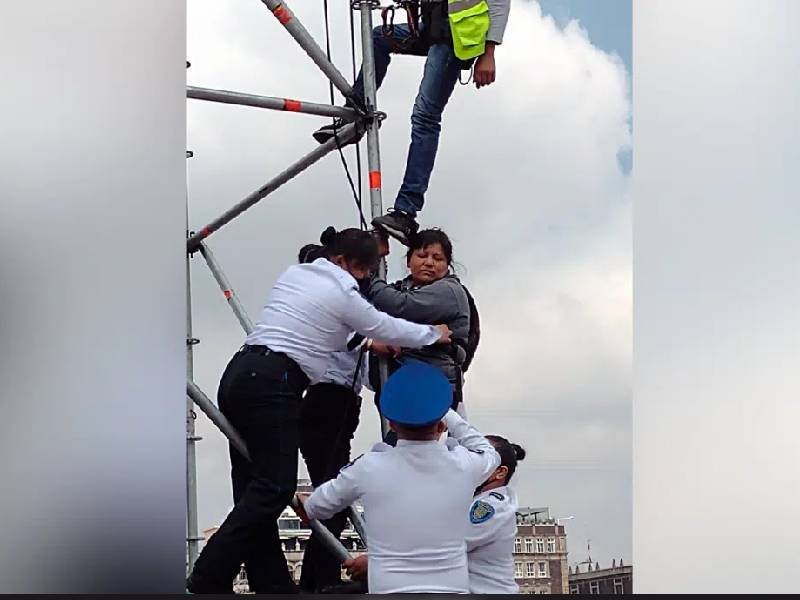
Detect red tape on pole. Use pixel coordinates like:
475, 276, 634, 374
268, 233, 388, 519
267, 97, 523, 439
369, 171, 381, 190
273, 4, 292, 25
223, 290, 232, 300
283, 99, 301, 112
200, 226, 212, 238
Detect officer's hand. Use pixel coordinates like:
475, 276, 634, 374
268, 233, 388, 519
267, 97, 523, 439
434, 324, 452, 344
343, 554, 369, 581
293, 493, 311, 525
371, 341, 402, 357
474, 46, 496, 89
371, 229, 390, 258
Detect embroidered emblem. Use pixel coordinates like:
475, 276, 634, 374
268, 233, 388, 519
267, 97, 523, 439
470, 500, 495, 524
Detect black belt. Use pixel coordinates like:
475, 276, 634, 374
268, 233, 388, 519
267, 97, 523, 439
236, 345, 310, 388
238, 344, 273, 356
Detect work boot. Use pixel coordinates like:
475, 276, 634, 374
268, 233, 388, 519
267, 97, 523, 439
372, 209, 418, 246
313, 117, 369, 146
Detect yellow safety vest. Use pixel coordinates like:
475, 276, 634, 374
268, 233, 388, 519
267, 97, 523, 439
447, 0, 490, 61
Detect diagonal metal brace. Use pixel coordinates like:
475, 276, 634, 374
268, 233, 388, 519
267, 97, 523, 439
186, 121, 361, 253
259, 0, 359, 106
198, 241, 255, 335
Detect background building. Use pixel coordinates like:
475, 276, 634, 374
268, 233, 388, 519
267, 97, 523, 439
514, 507, 569, 594
568, 560, 632, 595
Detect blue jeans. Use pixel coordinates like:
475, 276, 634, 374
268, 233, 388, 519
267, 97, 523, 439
352, 25, 472, 216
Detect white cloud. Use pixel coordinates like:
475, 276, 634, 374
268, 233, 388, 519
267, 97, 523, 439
188, 0, 631, 567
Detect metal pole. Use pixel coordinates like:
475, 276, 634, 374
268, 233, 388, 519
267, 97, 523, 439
198, 242, 254, 335
187, 121, 360, 252
358, 2, 391, 439
258, 0, 360, 107
291, 497, 353, 563
187, 86, 358, 121
186, 237, 201, 571
185, 380, 353, 562
187, 380, 251, 462
348, 505, 368, 549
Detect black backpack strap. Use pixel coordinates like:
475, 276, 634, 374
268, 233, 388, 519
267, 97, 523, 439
460, 283, 480, 373
420, 0, 450, 45
347, 333, 366, 352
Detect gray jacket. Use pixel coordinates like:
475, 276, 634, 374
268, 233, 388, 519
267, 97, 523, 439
487, 0, 512, 45
367, 274, 470, 382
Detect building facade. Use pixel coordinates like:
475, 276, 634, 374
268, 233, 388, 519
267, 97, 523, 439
568, 560, 632, 595
513, 507, 569, 594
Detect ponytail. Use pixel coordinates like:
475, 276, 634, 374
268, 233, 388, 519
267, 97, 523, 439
486, 435, 526, 484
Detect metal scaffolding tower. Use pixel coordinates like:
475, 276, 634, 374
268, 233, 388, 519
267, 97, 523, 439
185, 0, 389, 573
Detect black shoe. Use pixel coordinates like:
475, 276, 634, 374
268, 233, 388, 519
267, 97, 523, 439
372, 210, 419, 246
252, 582, 301, 594
185, 572, 233, 594
319, 581, 368, 594
313, 117, 367, 146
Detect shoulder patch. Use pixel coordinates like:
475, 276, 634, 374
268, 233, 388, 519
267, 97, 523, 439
489, 491, 506, 501
470, 500, 496, 524
340, 454, 364, 472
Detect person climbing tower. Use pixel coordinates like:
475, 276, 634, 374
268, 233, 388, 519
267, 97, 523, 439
313, 0, 511, 245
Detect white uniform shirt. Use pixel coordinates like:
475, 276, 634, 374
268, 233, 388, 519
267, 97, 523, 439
304, 410, 500, 594
317, 334, 368, 390
245, 258, 440, 384
465, 485, 520, 594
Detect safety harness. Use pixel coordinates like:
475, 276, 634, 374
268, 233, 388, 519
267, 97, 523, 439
380, 0, 491, 60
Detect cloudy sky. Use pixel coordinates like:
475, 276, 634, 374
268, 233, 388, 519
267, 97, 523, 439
187, 0, 631, 569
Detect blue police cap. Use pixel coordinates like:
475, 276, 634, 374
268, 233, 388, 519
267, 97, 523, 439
379, 361, 453, 427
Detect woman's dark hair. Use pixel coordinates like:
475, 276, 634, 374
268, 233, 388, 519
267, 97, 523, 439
318, 226, 379, 269
298, 243, 324, 264
406, 228, 453, 266
485, 435, 526, 484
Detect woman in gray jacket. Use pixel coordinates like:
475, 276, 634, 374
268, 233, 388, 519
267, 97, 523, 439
367, 228, 472, 414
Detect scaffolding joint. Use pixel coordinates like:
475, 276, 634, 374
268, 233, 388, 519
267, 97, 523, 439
363, 109, 387, 126
187, 232, 202, 255
187, 337, 200, 346
351, 0, 381, 9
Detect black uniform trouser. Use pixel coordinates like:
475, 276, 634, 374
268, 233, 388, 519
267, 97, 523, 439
298, 383, 361, 592
188, 347, 309, 594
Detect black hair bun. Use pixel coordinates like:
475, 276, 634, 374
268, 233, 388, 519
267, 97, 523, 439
320, 226, 338, 246
511, 443, 526, 461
